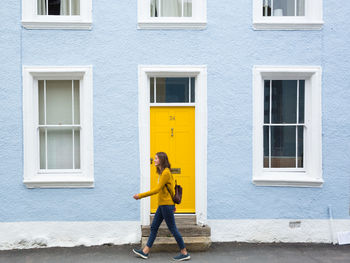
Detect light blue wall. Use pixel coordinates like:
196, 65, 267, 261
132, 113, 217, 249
0, 0, 349, 222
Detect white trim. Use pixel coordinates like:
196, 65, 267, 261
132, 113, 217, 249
23, 66, 94, 188
137, 0, 207, 30
208, 219, 350, 244
150, 103, 196, 107
138, 65, 207, 226
137, 21, 207, 30
21, 21, 92, 30
22, 0, 92, 30
252, 66, 323, 187
253, 0, 323, 30
23, 177, 94, 188
0, 221, 140, 251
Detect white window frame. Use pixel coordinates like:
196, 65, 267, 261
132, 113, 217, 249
23, 66, 94, 188
137, 0, 207, 29
22, 0, 92, 29
253, 66, 323, 187
253, 0, 323, 30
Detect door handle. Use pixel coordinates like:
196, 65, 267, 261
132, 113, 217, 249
171, 128, 174, 137
150, 157, 153, 164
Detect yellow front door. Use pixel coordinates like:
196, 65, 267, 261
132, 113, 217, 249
150, 106, 195, 213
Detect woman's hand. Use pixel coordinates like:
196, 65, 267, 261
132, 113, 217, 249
133, 194, 140, 200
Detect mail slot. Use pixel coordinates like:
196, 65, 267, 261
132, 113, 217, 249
171, 168, 181, 174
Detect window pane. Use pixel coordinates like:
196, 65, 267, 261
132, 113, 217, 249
73, 80, 80, 124
150, 78, 155, 103
273, 0, 295, 16
38, 0, 47, 15
262, 0, 272, 16
150, 0, 159, 17
271, 80, 297, 124
190, 77, 195, 103
160, 0, 182, 17
71, 0, 80, 15
264, 80, 270, 124
48, 0, 61, 15
38, 0, 80, 16
47, 129, 73, 169
271, 126, 296, 168
184, 0, 192, 17
297, 126, 304, 168
299, 80, 305, 123
40, 128, 80, 169
263, 126, 269, 168
74, 130, 81, 169
156, 78, 190, 103
40, 129, 46, 169
60, 0, 80, 15
297, 0, 305, 16
46, 80, 73, 125
38, 80, 45, 125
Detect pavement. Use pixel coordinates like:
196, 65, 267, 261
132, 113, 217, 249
0, 243, 350, 263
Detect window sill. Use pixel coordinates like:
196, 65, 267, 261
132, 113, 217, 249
24, 176, 94, 188
22, 21, 92, 30
253, 21, 324, 30
253, 173, 324, 187
138, 21, 207, 30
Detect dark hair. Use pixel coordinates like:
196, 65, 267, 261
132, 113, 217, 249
156, 152, 171, 175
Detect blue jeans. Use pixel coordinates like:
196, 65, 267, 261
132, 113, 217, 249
147, 205, 185, 250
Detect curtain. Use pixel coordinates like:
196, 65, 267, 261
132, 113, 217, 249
37, 0, 47, 15
285, 0, 295, 16
151, 0, 157, 17
161, 0, 181, 17
60, 0, 69, 15
60, 0, 80, 15
183, 0, 192, 17
152, 0, 191, 17
274, 0, 302, 16
297, 0, 305, 16
71, 0, 80, 15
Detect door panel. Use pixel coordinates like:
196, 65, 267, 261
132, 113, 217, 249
150, 107, 195, 213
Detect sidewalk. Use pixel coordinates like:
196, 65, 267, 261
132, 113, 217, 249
0, 243, 350, 263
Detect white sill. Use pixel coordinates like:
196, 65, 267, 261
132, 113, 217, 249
253, 21, 324, 30
253, 173, 324, 187
22, 21, 92, 30
24, 176, 94, 188
138, 21, 207, 30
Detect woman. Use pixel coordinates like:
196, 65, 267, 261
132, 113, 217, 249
133, 152, 190, 261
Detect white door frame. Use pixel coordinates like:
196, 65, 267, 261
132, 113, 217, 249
138, 65, 207, 226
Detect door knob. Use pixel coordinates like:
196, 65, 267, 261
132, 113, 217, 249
150, 158, 153, 164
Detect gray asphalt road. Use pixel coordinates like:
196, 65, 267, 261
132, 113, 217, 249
0, 243, 350, 263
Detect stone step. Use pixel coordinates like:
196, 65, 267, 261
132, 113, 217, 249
142, 224, 211, 237
141, 236, 211, 252
150, 215, 197, 225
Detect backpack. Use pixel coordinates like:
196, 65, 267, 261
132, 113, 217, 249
165, 180, 182, 204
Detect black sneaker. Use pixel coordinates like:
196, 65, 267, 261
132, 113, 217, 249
173, 253, 191, 261
132, 248, 149, 259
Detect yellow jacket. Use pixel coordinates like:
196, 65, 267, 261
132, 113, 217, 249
138, 168, 175, 206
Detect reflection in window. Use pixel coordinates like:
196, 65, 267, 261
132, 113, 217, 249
263, 80, 305, 168
263, 0, 305, 17
38, 80, 81, 169
37, 0, 80, 16
150, 77, 195, 103
150, 0, 192, 17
